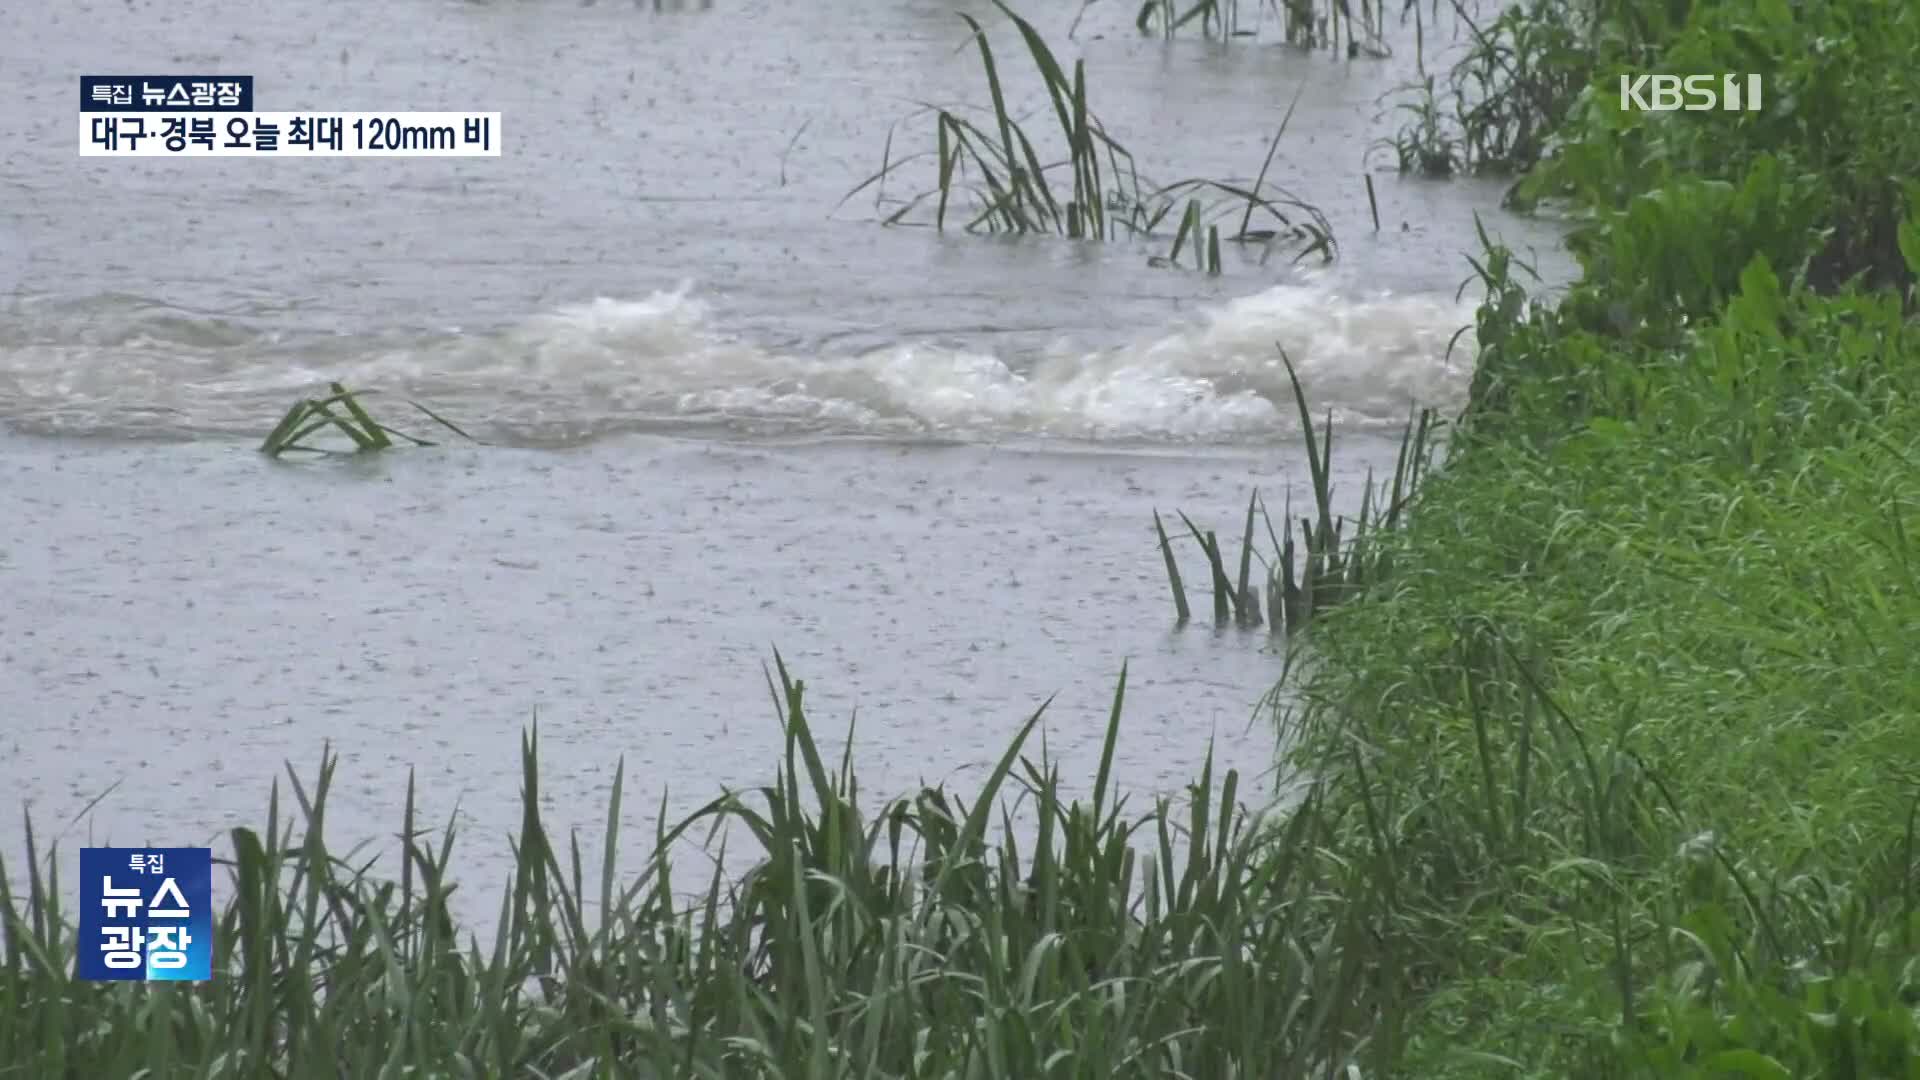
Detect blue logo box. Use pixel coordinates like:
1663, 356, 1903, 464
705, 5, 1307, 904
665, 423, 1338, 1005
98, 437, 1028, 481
80, 76, 253, 112
77, 847, 213, 982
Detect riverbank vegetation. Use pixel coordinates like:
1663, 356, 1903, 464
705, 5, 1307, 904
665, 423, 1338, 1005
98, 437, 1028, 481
6, 0, 1919, 1075
1283, 0, 1920, 1071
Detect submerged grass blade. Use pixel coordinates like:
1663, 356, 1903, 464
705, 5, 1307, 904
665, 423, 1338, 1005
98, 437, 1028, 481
1154, 509, 1191, 622
331, 382, 393, 451
260, 386, 475, 458
1236, 490, 1262, 627
1237, 83, 1306, 240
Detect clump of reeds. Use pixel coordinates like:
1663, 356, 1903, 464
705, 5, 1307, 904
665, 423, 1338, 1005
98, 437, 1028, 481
259, 382, 473, 458
1150, 90, 1325, 275
1134, 0, 1248, 40
1373, 0, 1600, 180
848, 1, 1335, 266
1132, 0, 1391, 55
1156, 346, 1435, 634
0, 657, 1390, 1077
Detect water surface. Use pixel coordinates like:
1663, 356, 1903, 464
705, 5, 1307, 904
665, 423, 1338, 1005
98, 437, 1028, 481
0, 0, 1573, 913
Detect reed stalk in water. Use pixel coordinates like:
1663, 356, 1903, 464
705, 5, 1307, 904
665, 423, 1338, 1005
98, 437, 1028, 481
260, 383, 474, 458
1133, 0, 1391, 52
1156, 346, 1434, 634
846, 1, 1335, 267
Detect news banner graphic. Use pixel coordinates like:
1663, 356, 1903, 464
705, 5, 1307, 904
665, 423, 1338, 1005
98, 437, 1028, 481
79, 75, 499, 157
77, 847, 214, 982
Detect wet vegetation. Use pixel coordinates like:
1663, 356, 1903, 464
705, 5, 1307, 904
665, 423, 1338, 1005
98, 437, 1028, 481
260, 383, 473, 458
1377, 0, 1600, 179
849, 0, 1337, 269
1156, 346, 1437, 636
8, 0, 1920, 1075
1127, 0, 1392, 55
1278, 0, 1920, 1072
3, 664, 1384, 1077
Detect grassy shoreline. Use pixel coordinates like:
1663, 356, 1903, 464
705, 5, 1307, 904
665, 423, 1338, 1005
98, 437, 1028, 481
4, 664, 1354, 1078
8, 0, 1920, 1075
1285, 0, 1920, 1072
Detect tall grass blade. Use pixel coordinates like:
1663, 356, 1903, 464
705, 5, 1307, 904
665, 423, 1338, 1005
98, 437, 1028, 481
1154, 510, 1191, 622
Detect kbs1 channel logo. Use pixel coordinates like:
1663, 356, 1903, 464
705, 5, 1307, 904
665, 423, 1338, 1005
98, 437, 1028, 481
1619, 73, 1765, 113
79, 75, 500, 157
77, 847, 214, 982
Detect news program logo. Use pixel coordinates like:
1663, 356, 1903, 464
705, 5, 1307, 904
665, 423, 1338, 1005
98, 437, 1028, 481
78, 74, 499, 157
77, 847, 213, 982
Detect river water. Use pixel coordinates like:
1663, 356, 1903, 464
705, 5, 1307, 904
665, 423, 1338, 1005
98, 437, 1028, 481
0, 0, 1571, 916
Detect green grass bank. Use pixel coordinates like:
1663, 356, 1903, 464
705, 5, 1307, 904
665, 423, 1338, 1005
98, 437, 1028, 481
1287, 0, 1920, 1072
6, 0, 1920, 1075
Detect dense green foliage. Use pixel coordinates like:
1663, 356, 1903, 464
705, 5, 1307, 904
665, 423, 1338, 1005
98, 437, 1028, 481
1293, 0, 1920, 1072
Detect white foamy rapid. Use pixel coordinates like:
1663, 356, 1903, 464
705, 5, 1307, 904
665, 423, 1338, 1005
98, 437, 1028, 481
0, 282, 1479, 443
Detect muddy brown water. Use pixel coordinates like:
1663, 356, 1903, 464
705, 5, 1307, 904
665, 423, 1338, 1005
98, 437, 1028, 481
0, 0, 1572, 920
